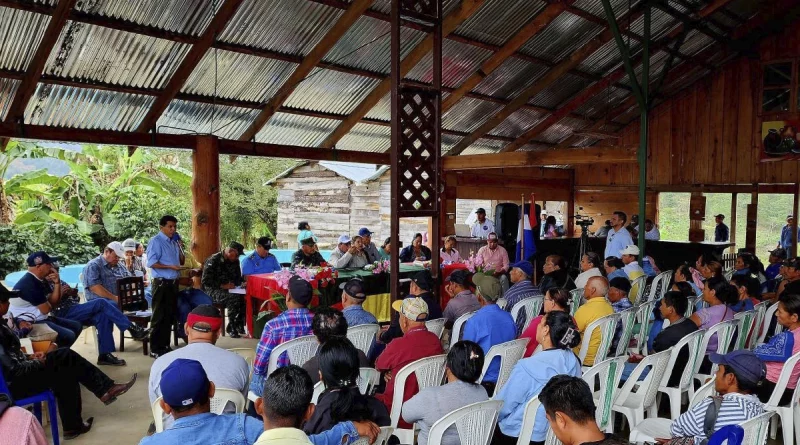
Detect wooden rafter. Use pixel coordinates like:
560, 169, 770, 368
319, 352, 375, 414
2, 0, 79, 124
441, 1, 568, 112
237, 0, 374, 142
442, 146, 637, 170
133, 0, 246, 135
318, 0, 487, 149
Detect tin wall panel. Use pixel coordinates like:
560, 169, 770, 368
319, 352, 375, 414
255, 112, 339, 147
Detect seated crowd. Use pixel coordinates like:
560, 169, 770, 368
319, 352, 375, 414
5, 209, 800, 445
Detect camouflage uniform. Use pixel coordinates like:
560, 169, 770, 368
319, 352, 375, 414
201, 251, 244, 332
291, 249, 325, 268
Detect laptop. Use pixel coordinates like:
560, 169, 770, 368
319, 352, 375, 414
454, 224, 471, 237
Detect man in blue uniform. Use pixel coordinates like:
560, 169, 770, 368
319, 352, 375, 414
241, 237, 281, 276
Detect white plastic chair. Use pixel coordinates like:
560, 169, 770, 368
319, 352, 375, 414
351, 426, 394, 445
630, 275, 647, 305
152, 388, 246, 432
389, 354, 447, 444
569, 288, 584, 316
510, 297, 543, 334
631, 300, 657, 355
427, 400, 503, 445
496, 298, 508, 310
227, 347, 256, 367
577, 312, 619, 369
311, 367, 382, 404
733, 309, 757, 351
685, 296, 700, 317
267, 334, 319, 375
610, 349, 672, 432
742, 412, 776, 445
478, 338, 529, 395
757, 302, 783, 346
584, 356, 626, 432
751, 301, 769, 348
347, 324, 379, 357
516, 396, 544, 445
763, 350, 800, 444
693, 319, 739, 388
311, 381, 325, 404
656, 329, 706, 420
629, 377, 716, 445
425, 318, 447, 340
614, 306, 638, 357
450, 311, 477, 348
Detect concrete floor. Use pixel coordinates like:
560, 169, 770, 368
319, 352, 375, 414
48, 330, 258, 445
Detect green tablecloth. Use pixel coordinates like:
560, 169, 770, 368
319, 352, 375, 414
317, 264, 426, 307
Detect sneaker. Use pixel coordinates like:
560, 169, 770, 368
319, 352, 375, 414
129, 325, 151, 341
97, 353, 126, 366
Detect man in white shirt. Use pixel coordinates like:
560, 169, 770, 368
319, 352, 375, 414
634, 219, 661, 241
604, 211, 633, 259
470, 208, 495, 238
149, 305, 249, 430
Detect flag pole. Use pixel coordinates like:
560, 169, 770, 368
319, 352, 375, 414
520, 193, 525, 260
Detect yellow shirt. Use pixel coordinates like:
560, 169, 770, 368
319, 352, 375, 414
573, 296, 614, 366
254, 427, 314, 445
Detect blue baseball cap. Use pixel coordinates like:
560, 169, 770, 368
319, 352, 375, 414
358, 227, 373, 237
26, 251, 59, 267
160, 359, 210, 407
709, 350, 765, 386
510, 260, 533, 277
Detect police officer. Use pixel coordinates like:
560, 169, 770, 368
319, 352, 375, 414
201, 242, 245, 337
292, 236, 325, 268
241, 237, 281, 276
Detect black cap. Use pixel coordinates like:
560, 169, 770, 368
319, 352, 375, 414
609, 277, 631, 294
447, 269, 470, 285
288, 276, 313, 306
300, 237, 316, 247
770, 248, 788, 260
783, 258, 800, 269
476, 208, 486, 214
714, 214, 725, 219
340, 278, 366, 300
410, 271, 433, 291
257, 237, 272, 250
228, 242, 245, 257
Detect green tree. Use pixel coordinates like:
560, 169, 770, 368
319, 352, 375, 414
0, 141, 49, 224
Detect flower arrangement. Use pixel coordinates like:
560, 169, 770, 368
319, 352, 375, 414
464, 253, 495, 274
267, 265, 337, 312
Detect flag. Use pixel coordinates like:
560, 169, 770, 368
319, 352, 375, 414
516, 195, 536, 262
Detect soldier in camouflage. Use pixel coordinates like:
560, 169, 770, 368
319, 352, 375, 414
201, 242, 245, 337
292, 236, 325, 268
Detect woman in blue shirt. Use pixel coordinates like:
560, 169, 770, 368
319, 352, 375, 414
493, 311, 583, 445
241, 237, 281, 276
730, 275, 760, 312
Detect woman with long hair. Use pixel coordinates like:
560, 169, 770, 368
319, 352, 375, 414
519, 288, 571, 357
690, 276, 739, 372
303, 338, 390, 434
543, 216, 558, 239
574, 252, 603, 289
539, 255, 574, 293
399, 233, 432, 262
402, 341, 489, 445
493, 311, 582, 445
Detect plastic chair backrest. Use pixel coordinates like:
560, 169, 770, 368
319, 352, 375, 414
614, 306, 638, 357
685, 297, 700, 317
311, 381, 324, 404
583, 356, 625, 431
425, 318, 447, 339
695, 319, 739, 376
351, 426, 394, 445
227, 347, 256, 368
347, 324, 379, 356
516, 396, 542, 445
267, 335, 318, 375
631, 275, 647, 305
510, 297, 543, 334
765, 350, 800, 408
569, 289, 584, 316
615, 349, 672, 410
496, 298, 508, 310
633, 300, 657, 355
690, 378, 717, 408
577, 312, 619, 366
751, 301, 769, 348
733, 310, 757, 350
451, 312, 477, 347
478, 338, 529, 393
152, 388, 246, 433
662, 329, 706, 391
757, 302, 783, 346
740, 411, 774, 445
427, 400, 503, 445
311, 367, 382, 404
389, 354, 447, 428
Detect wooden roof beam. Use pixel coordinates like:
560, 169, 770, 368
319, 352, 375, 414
237, 0, 374, 142
441, 1, 569, 112
442, 146, 637, 170
2, 0, 78, 123
318, 0, 488, 149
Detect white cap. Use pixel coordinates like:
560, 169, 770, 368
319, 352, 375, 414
122, 238, 137, 251
338, 234, 352, 244
621, 245, 640, 256
106, 241, 126, 257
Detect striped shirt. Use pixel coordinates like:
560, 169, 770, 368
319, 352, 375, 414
670, 393, 765, 443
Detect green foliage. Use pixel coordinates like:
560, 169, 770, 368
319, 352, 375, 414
0, 225, 39, 279
104, 189, 192, 243
0, 222, 96, 279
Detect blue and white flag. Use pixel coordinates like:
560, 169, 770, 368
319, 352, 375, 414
516, 201, 536, 262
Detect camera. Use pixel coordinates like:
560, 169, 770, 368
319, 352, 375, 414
575, 207, 594, 229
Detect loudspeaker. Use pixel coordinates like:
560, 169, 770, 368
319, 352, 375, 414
494, 203, 520, 240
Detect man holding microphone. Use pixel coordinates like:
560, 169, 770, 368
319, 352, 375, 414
147, 215, 185, 358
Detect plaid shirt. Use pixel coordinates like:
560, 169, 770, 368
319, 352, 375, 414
252, 308, 313, 378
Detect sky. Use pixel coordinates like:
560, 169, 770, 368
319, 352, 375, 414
3, 142, 82, 179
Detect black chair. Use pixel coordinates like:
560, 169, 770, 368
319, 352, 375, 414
117, 276, 150, 355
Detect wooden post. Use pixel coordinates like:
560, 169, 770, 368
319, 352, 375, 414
689, 192, 705, 242
568, 170, 576, 237
730, 192, 737, 253
192, 135, 221, 263
793, 183, 799, 257
745, 189, 758, 253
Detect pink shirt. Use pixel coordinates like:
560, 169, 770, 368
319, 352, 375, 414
477, 245, 509, 273
766, 326, 800, 388
440, 249, 462, 263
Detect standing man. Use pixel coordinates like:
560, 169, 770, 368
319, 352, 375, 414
147, 215, 185, 359
241, 237, 281, 276
779, 215, 799, 254
604, 211, 634, 260
202, 242, 246, 338
359, 228, 381, 263
714, 214, 729, 242
470, 208, 495, 238
292, 237, 325, 268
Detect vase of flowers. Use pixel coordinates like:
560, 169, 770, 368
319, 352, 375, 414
464, 253, 495, 275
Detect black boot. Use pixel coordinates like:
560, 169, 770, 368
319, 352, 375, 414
128, 324, 151, 341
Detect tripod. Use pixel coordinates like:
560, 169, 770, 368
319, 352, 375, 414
570, 222, 593, 275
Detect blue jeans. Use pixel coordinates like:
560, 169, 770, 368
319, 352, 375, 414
60, 299, 132, 354
177, 288, 212, 337
39, 316, 83, 348
621, 361, 651, 382
145, 285, 153, 308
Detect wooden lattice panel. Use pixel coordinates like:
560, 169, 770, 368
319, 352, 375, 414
397, 87, 439, 213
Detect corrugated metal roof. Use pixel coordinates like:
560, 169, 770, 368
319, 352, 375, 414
680, 30, 715, 58
255, 112, 339, 147
577, 38, 625, 75
571, 0, 630, 19
406, 38, 492, 88
490, 108, 546, 138
219, 0, 343, 57
0, 78, 19, 121
573, 85, 629, 120
0, 7, 49, 72
181, 50, 298, 103
74, 0, 219, 37
442, 133, 463, 154
337, 122, 390, 153
43, 22, 191, 89
628, 7, 678, 40
529, 73, 589, 109
284, 69, 380, 115
443, 97, 503, 133
461, 137, 507, 155
25, 83, 153, 131
369, 0, 462, 16
455, 0, 547, 47
518, 142, 557, 152
520, 12, 602, 64
472, 57, 548, 99
319, 161, 381, 181
534, 116, 587, 145
157, 100, 257, 139
365, 92, 391, 122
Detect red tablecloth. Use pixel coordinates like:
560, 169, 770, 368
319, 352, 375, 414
439, 263, 468, 309
245, 273, 320, 338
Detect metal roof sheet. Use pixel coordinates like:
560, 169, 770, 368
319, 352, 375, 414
472, 57, 548, 99
369, 0, 463, 16
489, 108, 546, 138
573, 85, 629, 119
337, 122, 390, 153
406, 38, 493, 88
534, 116, 587, 145
461, 137, 507, 155
0, 7, 49, 72
454, 0, 547, 47
529, 73, 589, 109
284, 69, 380, 115
520, 12, 602, 64
74, 0, 219, 37
25, 83, 153, 131
0, 78, 19, 121
571, 0, 630, 19
443, 97, 503, 133
157, 100, 257, 140
43, 22, 191, 90
255, 112, 339, 147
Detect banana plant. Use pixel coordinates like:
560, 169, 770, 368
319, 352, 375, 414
0, 141, 50, 225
